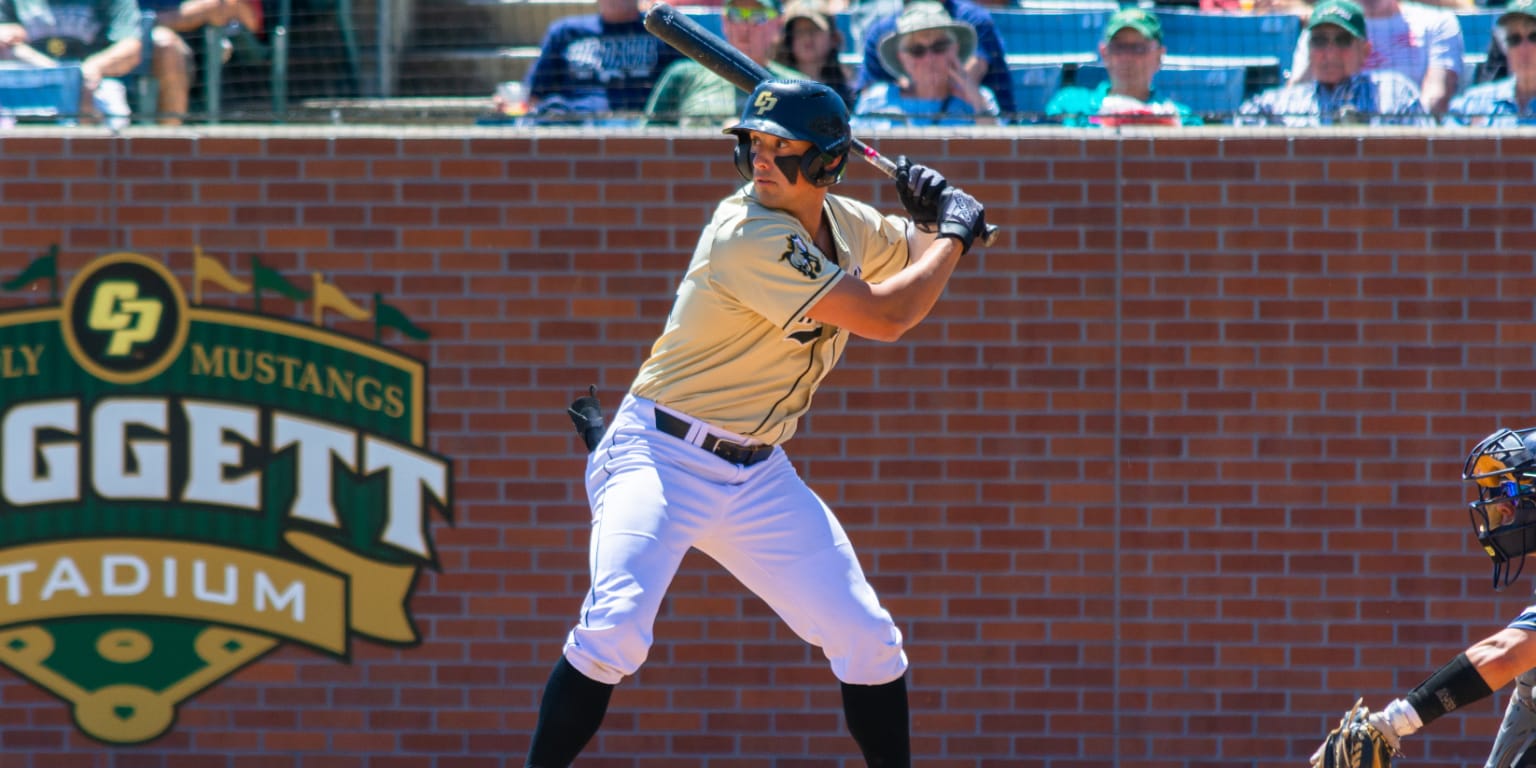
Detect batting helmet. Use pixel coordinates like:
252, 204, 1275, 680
725, 79, 851, 188
1464, 427, 1536, 589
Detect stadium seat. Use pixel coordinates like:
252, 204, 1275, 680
1072, 64, 1248, 116
1008, 62, 1065, 123
200, 0, 294, 123
680, 5, 724, 39
1154, 10, 1301, 74
1457, 10, 1500, 79
992, 9, 1112, 66
833, 11, 857, 54
0, 64, 82, 122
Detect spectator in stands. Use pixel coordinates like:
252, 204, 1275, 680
774, 0, 853, 105
1448, 0, 1536, 124
1237, 0, 1431, 124
1044, 9, 1201, 127
141, 0, 262, 124
1286, 0, 1463, 115
1198, 0, 1310, 13
851, 0, 1015, 117
851, 1, 998, 127
0, 0, 141, 126
645, 0, 798, 126
521, 0, 683, 123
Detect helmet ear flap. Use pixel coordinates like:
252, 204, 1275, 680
733, 136, 753, 183
801, 149, 847, 188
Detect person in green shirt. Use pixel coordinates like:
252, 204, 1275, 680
643, 0, 801, 127
1044, 8, 1201, 127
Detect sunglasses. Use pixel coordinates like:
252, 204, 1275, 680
1106, 41, 1153, 55
725, 5, 780, 24
1309, 32, 1358, 49
1505, 30, 1536, 47
901, 37, 954, 58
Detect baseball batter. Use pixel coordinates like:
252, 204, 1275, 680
524, 79, 988, 768
1312, 427, 1536, 768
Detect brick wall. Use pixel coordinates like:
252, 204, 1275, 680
0, 129, 1531, 768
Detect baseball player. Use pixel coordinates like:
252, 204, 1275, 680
525, 78, 988, 768
1312, 427, 1536, 768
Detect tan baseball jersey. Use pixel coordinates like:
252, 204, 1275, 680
631, 184, 911, 444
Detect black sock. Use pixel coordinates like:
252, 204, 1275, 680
526, 657, 615, 768
841, 676, 911, 768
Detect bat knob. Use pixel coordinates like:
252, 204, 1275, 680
979, 223, 1001, 248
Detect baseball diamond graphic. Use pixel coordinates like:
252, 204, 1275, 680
0, 250, 455, 745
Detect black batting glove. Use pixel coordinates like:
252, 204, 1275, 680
894, 156, 946, 230
937, 186, 987, 253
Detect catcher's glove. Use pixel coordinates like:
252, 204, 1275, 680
1311, 699, 1403, 768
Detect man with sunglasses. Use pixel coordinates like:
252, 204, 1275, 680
1284, 0, 1462, 116
1309, 427, 1536, 768
1043, 9, 1200, 128
643, 0, 799, 126
851, 1, 1000, 127
850, 0, 1015, 118
1448, 0, 1536, 125
1235, 0, 1429, 126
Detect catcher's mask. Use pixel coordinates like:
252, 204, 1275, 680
1463, 427, 1536, 589
725, 79, 850, 188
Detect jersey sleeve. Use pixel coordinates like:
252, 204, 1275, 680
643, 59, 697, 125
1427, 10, 1464, 74
106, 0, 140, 45
710, 218, 845, 330
526, 20, 574, 99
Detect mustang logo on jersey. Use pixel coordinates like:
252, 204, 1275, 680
780, 234, 823, 280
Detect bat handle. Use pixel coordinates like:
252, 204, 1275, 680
852, 140, 1000, 248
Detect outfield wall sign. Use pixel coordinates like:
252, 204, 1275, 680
0, 249, 453, 744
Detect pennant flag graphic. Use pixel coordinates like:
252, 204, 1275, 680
2, 244, 59, 300
251, 256, 310, 312
193, 246, 252, 303
311, 272, 372, 326
373, 294, 430, 341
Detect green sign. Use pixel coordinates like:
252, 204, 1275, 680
0, 250, 453, 744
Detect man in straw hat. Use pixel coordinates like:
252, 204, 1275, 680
851, 0, 1014, 116
851, 1, 999, 127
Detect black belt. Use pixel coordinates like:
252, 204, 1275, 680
654, 409, 774, 466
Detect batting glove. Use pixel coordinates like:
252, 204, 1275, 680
895, 156, 946, 230
937, 186, 986, 253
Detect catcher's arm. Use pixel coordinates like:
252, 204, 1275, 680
1312, 651, 1504, 767
568, 386, 606, 453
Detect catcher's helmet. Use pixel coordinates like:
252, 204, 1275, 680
1463, 427, 1536, 589
724, 79, 851, 188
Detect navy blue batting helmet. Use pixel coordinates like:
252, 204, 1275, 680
725, 79, 851, 188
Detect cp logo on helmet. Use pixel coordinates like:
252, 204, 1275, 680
726, 79, 851, 188
1464, 427, 1536, 588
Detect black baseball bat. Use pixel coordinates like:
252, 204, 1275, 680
643, 1, 999, 247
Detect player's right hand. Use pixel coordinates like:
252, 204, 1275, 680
937, 186, 986, 253
895, 156, 946, 229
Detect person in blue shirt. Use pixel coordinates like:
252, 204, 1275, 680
1448, 0, 1536, 126
523, 0, 684, 122
851, 1, 1000, 128
1235, 0, 1429, 126
1044, 9, 1201, 128
851, 0, 1014, 116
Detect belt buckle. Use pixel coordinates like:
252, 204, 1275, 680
710, 438, 750, 464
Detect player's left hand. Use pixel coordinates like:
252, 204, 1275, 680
895, 157, 947, 229
1310, 699, 1399, 768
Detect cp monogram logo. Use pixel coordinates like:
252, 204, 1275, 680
754, 90, 778, 115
